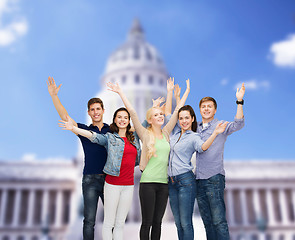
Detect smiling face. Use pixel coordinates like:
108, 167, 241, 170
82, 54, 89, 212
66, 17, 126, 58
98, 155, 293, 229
114, 110, 130, 130
199, 100, 217, 123
147, 107, 165, 127
88, 103, 104, 124
178, 110, 194, 132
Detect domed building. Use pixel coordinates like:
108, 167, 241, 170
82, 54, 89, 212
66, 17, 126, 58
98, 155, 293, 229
94, 19, 169, 124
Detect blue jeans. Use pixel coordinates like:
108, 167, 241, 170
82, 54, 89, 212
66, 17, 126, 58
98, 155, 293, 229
82, 174, 105, 240
196, 174, 230, 240
168, 171, 196, 240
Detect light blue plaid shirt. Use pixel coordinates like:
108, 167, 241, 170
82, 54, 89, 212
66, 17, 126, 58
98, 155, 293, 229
195, 117, 245, 179
168, 123, 204, 177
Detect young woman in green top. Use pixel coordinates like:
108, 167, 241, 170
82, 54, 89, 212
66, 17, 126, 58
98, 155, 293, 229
107, 79, 190, 240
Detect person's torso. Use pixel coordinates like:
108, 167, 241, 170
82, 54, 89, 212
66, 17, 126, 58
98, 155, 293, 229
78, 123, 110, 175
106, 137, 137, 185
140, 135, 170, 183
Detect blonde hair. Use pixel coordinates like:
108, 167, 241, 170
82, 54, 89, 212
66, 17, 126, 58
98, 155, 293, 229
145, 107, 162, 159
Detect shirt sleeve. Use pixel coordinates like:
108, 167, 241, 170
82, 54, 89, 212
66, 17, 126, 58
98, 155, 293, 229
89, 132, 108, 147
194, 133, 204, 153
224, 117, 245, 136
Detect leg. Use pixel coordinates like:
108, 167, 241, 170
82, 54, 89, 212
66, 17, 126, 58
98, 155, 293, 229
139, 183, 157, 240
82, 175, 103, 240
169, 179, 183, 240
113, 185, 134, 240
177, 172, 196, 240
196, 175, 230, 240
206, 174, 230, 240
102, 183, 121, 240
151, 183, 169, 240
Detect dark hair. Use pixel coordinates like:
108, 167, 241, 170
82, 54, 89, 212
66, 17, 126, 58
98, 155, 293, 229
199, 97, 217, 110
178, 105, 197, 132
87, 98, 104, 110
110, 107, 135, 144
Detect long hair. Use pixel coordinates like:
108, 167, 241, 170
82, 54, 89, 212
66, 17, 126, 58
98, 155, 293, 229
109, 107, 135, 144
178, 105, 198, 132
145, 107, 162, 159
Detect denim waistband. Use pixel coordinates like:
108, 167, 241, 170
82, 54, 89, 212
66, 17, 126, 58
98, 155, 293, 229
169, 170, 195, 182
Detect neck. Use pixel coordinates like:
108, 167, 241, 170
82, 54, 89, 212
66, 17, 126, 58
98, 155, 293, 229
151, 125, 162, 137
118, 128, 127, 138
92, 121, 104, 130
202, 117, 214, 124
181, 128, 190, 134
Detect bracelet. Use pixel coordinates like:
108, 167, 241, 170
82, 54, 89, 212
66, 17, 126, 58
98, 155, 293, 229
236, 99, 244, 105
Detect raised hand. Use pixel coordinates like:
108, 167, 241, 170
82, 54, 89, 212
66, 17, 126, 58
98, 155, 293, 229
174, 84, 181, 100
152, 97, 165, 108
236, 83, 245, 101
107, 82, 122, 94
47, 76, 61, 96
186, 79, 190, 92
214, 122, 228, 135
58, 116, 74, 131
167, 77, 175, 92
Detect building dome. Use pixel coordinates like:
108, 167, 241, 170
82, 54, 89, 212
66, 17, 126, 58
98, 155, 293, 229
101, 19, 169, 89
97, 19, 169, 123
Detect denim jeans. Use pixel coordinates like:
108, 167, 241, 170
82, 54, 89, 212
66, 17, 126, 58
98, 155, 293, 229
168, 171, 196, 240
196, 174, 230, 240
82, 174, 105, 240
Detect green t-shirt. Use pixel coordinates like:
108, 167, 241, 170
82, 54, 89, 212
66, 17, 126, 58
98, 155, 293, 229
140, 135, 170, 183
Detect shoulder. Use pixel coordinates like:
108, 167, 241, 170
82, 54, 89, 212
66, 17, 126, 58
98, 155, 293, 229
77, 123, 89, 129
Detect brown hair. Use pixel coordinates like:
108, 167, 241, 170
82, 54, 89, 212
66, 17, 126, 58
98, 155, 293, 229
87, 98, 104, 110
178, 105, 198, 132
109, 107, 135, 144
199, 97, 217, 110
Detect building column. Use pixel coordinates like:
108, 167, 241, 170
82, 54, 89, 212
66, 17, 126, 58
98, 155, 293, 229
240, 189, 249, 226
12, 189, 21, 226
252, 189, 261, 221
69, 190, 77, 224
41, 190, 49, 225
26, 190, 35, 227
0, 189, 8, 226
292, 189, 295, 222
279, 189, 289, 225
55, 190, 63, 227
265, 189, 276, 226
226, 189, 236, 226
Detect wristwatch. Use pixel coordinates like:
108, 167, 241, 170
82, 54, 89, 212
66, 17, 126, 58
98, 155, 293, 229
236, 99, 244, 105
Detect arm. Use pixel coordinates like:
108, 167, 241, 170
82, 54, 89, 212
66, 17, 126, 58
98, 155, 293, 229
164, 77, 174, 116
201, 122, 228, 151
47, 76, 77, 127
107, 82, 146, 138
235, 82, 245, 119
58, 117, 108, 145
58, 116, 93, 138
174, 84, 181, 106
164, 79, 190, 134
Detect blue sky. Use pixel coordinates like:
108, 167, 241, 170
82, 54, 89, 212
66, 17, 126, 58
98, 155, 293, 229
0, 0, 294, 161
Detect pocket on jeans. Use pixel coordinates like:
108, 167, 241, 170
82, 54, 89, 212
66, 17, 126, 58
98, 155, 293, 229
82, 175, 93, 185
179, 176, 195, 187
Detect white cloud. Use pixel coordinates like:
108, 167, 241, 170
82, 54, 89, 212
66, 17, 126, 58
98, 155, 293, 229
220, 78, 229, 86
270, 34, 295, 68
234, 80, 270, 91
0, 0, 28, 47
21, 153, 37, 161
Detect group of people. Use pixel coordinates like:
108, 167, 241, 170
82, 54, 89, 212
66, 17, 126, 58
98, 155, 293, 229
47, 76, 245, 240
